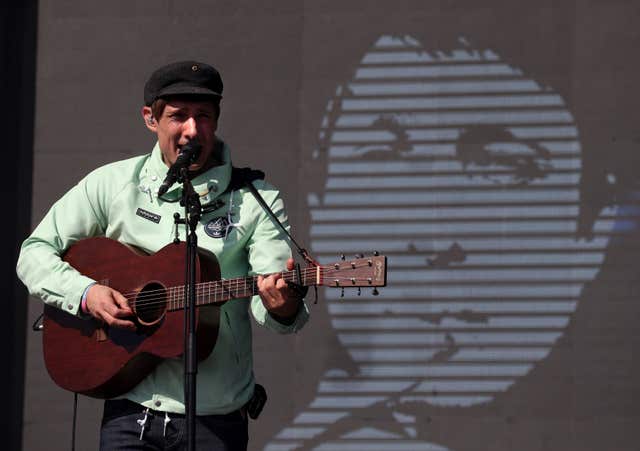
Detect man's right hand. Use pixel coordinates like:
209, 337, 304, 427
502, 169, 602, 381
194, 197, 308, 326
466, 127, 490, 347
85, 284, 136, 330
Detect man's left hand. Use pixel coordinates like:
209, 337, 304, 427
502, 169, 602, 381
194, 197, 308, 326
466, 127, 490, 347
257, 258, 303, 321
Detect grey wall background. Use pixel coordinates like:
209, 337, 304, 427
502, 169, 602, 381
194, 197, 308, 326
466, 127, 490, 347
21, 1, 640, 450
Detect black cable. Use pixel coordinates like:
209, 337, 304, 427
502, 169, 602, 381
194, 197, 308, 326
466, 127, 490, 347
31, 312, 43, 331
71, 392, 78, 451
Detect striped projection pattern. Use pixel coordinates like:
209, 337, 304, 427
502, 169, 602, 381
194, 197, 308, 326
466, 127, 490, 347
266, 35, 636, 451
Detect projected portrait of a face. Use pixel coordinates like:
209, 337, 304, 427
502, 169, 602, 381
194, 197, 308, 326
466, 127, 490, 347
266, 34, 634, 451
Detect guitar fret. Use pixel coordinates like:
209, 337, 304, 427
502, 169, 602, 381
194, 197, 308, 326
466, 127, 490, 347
166, 262, 370, 311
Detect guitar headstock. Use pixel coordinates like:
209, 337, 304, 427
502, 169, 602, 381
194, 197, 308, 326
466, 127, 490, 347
320, 253, 387, 290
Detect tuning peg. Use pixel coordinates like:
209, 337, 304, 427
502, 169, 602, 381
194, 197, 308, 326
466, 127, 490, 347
340, 254, 345, 261
340, 287, 345, 298
373, 250, 380, 256
357, 287, 361, 296
372, 288, 379, 296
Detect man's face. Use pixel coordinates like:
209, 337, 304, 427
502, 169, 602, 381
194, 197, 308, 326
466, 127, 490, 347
143, 98, 218, 170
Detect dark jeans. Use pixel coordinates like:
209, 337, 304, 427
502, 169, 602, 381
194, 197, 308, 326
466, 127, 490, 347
100, 399, 248, 451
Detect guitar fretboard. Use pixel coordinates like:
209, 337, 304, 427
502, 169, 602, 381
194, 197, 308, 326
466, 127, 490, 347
129, 254, 385, 312
165, 267, 319, 311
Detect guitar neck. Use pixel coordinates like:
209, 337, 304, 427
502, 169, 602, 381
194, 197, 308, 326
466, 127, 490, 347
166, 267, 319, 311
164, 254, 386, 311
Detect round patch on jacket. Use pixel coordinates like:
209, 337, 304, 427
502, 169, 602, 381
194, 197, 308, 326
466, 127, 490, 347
204, 217, 232, 238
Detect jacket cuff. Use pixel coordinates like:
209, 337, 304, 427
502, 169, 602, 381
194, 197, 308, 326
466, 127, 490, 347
62, 275, 97, 317
253, 296, 310, 334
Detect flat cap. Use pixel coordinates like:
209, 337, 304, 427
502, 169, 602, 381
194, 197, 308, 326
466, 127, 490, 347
144, 60, 223, 106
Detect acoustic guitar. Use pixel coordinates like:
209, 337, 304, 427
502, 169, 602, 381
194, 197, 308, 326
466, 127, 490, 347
42, 237, 386, 398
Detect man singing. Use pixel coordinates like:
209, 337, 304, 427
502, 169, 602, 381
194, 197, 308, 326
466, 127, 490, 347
17, 60, 309, 450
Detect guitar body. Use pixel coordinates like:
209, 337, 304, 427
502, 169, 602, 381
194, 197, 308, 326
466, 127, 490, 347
42, 237, 222, 398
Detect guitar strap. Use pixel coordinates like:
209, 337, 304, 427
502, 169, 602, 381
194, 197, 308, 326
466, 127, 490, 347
230, 166, 318, 268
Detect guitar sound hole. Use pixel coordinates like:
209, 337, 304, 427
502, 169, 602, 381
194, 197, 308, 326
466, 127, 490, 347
134, 282, 167, 326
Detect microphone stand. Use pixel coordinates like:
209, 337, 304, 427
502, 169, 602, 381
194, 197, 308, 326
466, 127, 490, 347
174, 166, 202, 451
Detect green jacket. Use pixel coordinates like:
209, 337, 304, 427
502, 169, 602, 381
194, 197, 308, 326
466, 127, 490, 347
17, 142, 309, 414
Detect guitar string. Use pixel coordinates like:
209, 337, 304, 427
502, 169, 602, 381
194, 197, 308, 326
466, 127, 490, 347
119, 268, 311, 299
100, 259, 379, 314
129, 266, 330, 311
123, 263, 376, 313
124, 267, 328, 312
124, 267, 318, 301
116, 259, 377, 301
131, 275, 320, 314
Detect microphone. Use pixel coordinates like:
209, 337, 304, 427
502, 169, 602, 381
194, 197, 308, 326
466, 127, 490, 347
157, 140, 202, 197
